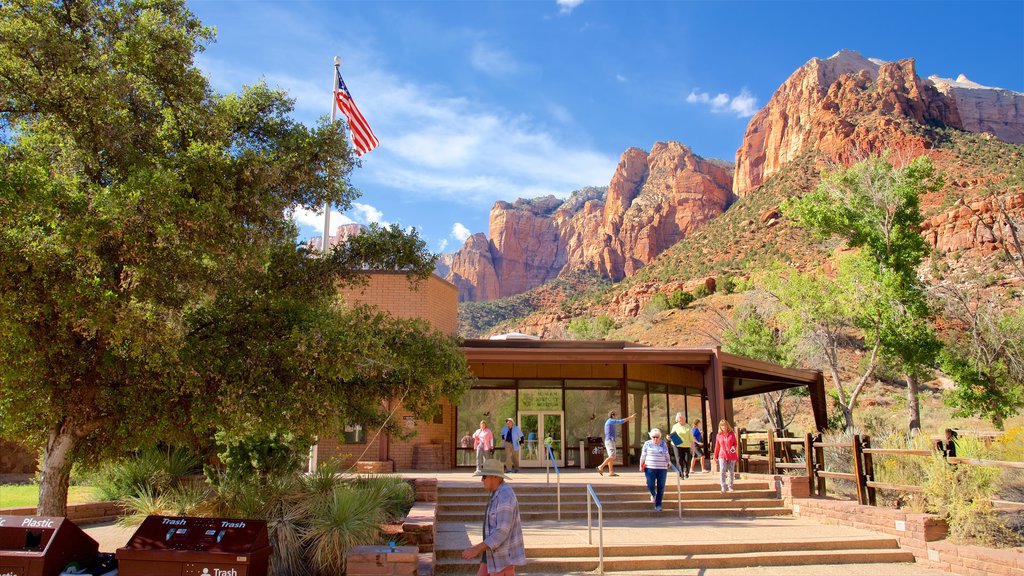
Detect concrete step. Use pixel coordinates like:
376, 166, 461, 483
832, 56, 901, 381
438, 490, 779, 505
434, 548, 915, 573
436, 537, 902, 559
438, 481, 772, 495
437, 507, 791, 522
439, 498, 786, 512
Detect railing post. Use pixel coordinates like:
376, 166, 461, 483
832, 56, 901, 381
804, 433, 815, 496
862, 436, 876, 506
852, 434, 865, 505
767, 428, 777, 475
737, 428, 746, 473
814, 433, 826, 497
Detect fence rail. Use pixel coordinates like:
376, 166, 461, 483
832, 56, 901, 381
737, 428, 1021, 507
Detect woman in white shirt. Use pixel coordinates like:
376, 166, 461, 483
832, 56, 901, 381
639, 428, 671, 511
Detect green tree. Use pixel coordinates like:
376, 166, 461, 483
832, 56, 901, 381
720, 299, 803, 429
936, 289, 1024, 428
0, 0, 471, 515
566, 315, 615, 340
784, 155, 942, 433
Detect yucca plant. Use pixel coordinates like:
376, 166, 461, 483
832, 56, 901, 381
352, 474, 414, 522
303, 486, 387, 576
91, 446, 202, 501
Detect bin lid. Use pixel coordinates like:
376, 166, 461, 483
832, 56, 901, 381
119, 516, 269, 554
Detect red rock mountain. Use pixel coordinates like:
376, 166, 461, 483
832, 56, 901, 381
734, 50, 1024, 196
443, 142, 735, 301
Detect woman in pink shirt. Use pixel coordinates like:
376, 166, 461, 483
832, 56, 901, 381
472, 420, 494, 473
713, 419, 738, 493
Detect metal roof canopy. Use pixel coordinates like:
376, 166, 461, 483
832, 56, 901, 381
461, 339, 828, 431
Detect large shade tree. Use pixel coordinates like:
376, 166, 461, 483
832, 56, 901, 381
0, 0, 471, 515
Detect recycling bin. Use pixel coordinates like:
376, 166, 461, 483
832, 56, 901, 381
585, 436, 606, 468
116, 515, 270, 576
0, 515, 99, 576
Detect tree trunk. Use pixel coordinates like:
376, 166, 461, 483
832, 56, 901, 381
906, 372, 921, 435
38, 424, 77, 516
841, 404, 855, 432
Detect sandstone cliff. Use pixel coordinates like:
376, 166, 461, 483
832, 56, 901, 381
442, 143, 735, 301
734, 49, 1024, 196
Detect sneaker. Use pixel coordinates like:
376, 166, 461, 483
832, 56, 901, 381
655, 506, 662, 512
609, 473, 619, 477
727, 487, 735, 492
720, 488, 726, 493
596, 467, 603, 476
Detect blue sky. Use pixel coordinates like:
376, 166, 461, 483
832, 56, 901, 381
188, 0, 1024, 254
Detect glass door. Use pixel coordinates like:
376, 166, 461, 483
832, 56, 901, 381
518, 411, 564, 467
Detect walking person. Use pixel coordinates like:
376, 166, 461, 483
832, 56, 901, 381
473, 420, 495, 473
596, 410, 636, 477
669, 412, 692, 479
713, 419, 739, 493
690, 419, 706, 474
501, 417, 524, 473
461, 460, 527, 575
639, 428, 671, 511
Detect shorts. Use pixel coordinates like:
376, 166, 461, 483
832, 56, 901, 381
604, 439, 617, 458
693, 445, 703, 458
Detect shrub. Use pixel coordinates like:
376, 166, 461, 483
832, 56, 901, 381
668, 290, 694, 309
693, 284, 711, 299
645, 293, 670, 314
719, 275, 736, 295
90, 446, 201, 502
211, 430, 311, 483
922, 454, 1020, 546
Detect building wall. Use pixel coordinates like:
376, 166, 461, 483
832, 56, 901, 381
339, 272, 458, 335
313, 273, 459, 471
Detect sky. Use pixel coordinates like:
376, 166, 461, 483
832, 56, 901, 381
187, 0, 1024, 254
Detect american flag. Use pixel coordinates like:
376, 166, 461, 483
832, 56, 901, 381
335, 72, 379, 156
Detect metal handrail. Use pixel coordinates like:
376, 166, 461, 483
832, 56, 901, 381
668, 462, 683, 518
586, 484, 604, 575
545, 443, 561, 520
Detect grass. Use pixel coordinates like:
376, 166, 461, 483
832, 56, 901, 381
0, 484, 99, 509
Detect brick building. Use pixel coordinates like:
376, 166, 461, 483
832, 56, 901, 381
311, 272, 827, 473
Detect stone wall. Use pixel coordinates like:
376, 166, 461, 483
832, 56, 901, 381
0, 501, 122, 525
788, 489, 1023, 576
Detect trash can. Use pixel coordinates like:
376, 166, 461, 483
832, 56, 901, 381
116, 515, 270, 576
585, 436, 606, 468
0, 515, 99, 576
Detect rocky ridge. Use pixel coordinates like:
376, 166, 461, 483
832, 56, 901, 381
733, 50, 1024, 197
442, 143, 735, 301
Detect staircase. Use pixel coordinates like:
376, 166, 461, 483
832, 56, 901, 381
437, 479, 789, 521
433, 477, 915, 574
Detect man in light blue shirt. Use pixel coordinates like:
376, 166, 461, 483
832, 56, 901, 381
462, 460, 526, 575
596, 410, 636, 477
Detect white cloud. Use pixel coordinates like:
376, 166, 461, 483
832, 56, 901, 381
686, 88, 760, 118
451, 222, 472, 242
470, 44, 522, 77
616, 74, 627, 83
351, 202, 387, 225
290, 206, 355, 231
199, 50, 616, 221
557, 0, 584, 14
438, 238, 449, 252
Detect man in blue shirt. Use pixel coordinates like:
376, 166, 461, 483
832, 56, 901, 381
596, 410, 636, 477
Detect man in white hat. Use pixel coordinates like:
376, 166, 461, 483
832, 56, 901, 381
461, 460, 526, 575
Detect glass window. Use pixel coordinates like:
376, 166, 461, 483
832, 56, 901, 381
565, 379, 620, 388
342, 424, 364, 444
669, 391, 687, 425
627, 381, 647, 463
457, 388, 517, 442
519, 388, 562, 411
565, 389, 620, 448
687, 394, 705, 430
649, 384, 669, 434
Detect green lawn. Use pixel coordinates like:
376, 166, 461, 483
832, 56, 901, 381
0, 484, 99, 509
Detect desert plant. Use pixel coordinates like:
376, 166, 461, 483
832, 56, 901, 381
304, 486, 387, 576
922, 454, 1021, 546
353, 474, 415, 522
693, 284, 711, 299
90, 447, 201, 502
668, 290, 695, 309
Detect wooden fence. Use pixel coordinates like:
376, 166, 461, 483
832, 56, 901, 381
737, 428, 1024, 506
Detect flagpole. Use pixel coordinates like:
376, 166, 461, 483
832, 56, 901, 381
322, 56, 341, 255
